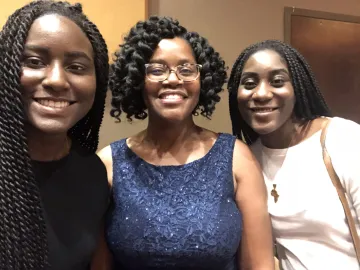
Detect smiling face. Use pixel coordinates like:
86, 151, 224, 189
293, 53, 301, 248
237, 49, 296, 135
144, 37, 201, 123
20, 14, 96, 135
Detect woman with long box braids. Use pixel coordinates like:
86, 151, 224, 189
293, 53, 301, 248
0, 1, 110, 269
229, 40, 360, 269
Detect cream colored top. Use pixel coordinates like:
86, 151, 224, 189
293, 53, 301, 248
251, 117, 360, 269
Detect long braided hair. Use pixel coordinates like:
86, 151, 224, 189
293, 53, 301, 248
0, 1, 109, 269
228, 40, 331, 144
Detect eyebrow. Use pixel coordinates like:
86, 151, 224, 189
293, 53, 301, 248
149, 59, 195, 65
24, 44, 49, 55
65, 51, 93, 62
24, 45, 93, 62
241, 68, 290, 78
269, 68, 290, 76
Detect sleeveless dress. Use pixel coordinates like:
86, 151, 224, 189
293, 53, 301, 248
106, 133, 242, 270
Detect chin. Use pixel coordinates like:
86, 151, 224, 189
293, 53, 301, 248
249, 123, 277, 136
151, 108, 193, 123
254, 128, 275, 135
27, 120, 74, 135
160, 114, 187, 123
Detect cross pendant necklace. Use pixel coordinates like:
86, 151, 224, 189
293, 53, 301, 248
271, 184, 279, 203
267, 120, 312, 204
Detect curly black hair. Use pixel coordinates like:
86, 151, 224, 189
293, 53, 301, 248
228, 40, 331, 144
109, 15, 227, 121
0, 1, 109, 269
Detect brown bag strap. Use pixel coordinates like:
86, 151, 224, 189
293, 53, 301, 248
320, 118, 360, 263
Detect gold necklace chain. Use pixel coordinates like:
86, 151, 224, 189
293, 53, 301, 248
268, 120, 311, 203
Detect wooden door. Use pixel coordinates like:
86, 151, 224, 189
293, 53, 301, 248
285, 8, 360, 123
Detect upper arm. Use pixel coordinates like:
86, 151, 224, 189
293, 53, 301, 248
92, 147, 114, 269
97, 145, 114, 187
91, 226, 113, 270
327, 119, 360, 221
342, 136, 360, 223
233, 139, 274, 270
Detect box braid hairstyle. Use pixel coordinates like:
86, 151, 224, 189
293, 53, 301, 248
228, 40, 331, 145
109, 16, 227, 121
0, 1, 109, 269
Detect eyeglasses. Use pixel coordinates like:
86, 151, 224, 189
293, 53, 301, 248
145, 63, 202, 82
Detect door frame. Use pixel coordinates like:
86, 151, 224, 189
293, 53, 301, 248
284, 7, 360, 44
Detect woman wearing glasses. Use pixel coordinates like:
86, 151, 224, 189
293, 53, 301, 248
97, 16, 274, 269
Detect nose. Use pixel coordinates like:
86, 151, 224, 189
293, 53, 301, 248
163, 70, 182, 86
42, 62, 70, 91
252, 81, 272, 101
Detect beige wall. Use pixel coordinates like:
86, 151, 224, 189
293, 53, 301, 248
142, 0, 360, 138
0, 0, 146, 59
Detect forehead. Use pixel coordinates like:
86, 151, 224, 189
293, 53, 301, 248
25, 14, 93, 56
150, 37, 195, 64
243, 49, 288, 72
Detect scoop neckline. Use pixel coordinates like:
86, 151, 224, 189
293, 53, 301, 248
259, 129, 322, 156
124, 133, 223, 168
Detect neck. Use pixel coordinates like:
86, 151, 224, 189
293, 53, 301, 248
144, 116, 199, 151
26, 125, 71, 161
260, 118, 306, 149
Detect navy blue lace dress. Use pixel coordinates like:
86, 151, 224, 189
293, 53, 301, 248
106, 133, 242, 270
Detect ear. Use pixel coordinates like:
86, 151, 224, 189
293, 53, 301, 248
192, 105, 200, 116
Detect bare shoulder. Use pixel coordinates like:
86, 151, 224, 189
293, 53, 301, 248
126, 130, 147, 150
233, 139, 258, 164
232, 138, 263, 186
310, 117, 328, 133
97, 145, 113, 166
97, 145, 113, 187
200, 128, 219, 144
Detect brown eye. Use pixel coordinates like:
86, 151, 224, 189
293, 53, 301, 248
271, 78, 285, 88
67, 63, 86, 73
147, 64, 167, 76
179, 68, 193, 76
23, 57, 45, 69
178, 64, 196, 77
150, 68, 166, 76
242, 79, 257, 90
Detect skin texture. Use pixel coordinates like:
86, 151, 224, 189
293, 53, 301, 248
237, 50, 296, 149
144, 37, 201, 125
21, 14, 96, 161
237, 49, 327, 149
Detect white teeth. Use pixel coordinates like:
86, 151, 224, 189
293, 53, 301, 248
253, 108, 275, 113
37, 99, 70, 108
161, 94, 183, 100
